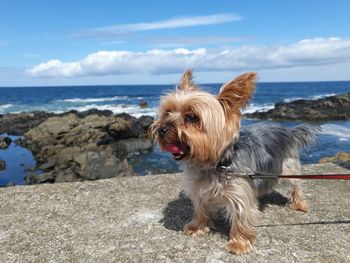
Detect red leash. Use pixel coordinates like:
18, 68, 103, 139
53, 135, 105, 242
276, 174, 350, 180
248, 173, 350, 180
218, 166, 350, 180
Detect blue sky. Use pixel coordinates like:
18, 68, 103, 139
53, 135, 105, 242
0, 0, 350, 86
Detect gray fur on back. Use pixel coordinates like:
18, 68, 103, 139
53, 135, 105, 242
218, 122, 319, 195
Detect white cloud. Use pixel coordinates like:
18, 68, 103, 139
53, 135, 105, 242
77, 13, 241, 37
26, 37, 350, 78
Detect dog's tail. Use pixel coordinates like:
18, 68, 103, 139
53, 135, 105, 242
291, 123, 320, 149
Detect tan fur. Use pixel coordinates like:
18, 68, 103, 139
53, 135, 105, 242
281, 158, 309, 212
151, 71, 255, 164
178, 69, 199, 91
151, 69, 308, 255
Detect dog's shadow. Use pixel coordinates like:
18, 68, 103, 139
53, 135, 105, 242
160, 190, 289, 237
160, 191, 194, 232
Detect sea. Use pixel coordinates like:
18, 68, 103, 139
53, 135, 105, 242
1, 81, 350, 186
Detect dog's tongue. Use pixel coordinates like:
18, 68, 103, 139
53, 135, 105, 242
163, 143, 187, 154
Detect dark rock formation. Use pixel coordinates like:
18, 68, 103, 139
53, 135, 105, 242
15, 111, 154, 185
0, 136, 12, 149
0, 111, 54, 136
138, 101, 149, 108
0, 159, 5, 170
0, 109, 115, 136
245, 93, 350, 121
319, 152, 350, 170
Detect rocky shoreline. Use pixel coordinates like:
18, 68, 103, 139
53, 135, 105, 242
245, 93, 350, 121
1, 109, 154, 185
0, 159, 5, 171
1, 92, 349, 186
0, 136, 12, 172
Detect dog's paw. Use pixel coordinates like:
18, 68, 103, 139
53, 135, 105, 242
225, 239, 253, 255
290, 200, 309, 213
184, 223, 210, 237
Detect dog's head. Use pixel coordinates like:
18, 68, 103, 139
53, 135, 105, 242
150, 69, 256, 165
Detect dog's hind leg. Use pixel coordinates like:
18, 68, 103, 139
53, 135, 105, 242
281, 157, 309, 212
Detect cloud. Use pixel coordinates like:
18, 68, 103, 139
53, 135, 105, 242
76, 13, 241, 37
26, 37, 350, 78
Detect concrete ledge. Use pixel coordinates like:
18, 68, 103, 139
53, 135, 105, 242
0, 163, 349, 262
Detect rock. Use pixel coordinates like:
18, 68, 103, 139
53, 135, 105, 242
111, 138, 153, 159
26, 155, 132, 184
114, 114, 154, 139
74, 151, 135, 180
6, 181, 15, 187
0, 136, 12, 149
54, 170, 79, 183
0, 111, 53, 135
136, 115, 154, 137
25, 171, 55, 185
320, 152, 350, 163
320, 152, 350, 169
55, 147, 81, 164
138, 101, 149, 108
0, 159, 6, 170
245, 93, 350, 121
74, 108, 113, 118
106, 117, 134, 140
19, 112, 153, 185
38, 160, 57, 171
0, 109, 114, 136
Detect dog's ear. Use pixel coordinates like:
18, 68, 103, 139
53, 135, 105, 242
177, 69, 198, 91
218, 72, 256, 112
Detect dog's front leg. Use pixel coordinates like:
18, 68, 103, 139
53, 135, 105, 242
184, 200, 210, 237
226, 216, 257, 255
224, 179, 260, 255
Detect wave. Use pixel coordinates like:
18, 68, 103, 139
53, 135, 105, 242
0, 102, 155, 118
57, 96, 145, 103
67, 104, 156, 117
0, 104, 14, 113
311, 93, 337, 100
0, 104, 13, 109
283, 93, 337, 103
320, 124, 350, 138
243, 103, 275, 114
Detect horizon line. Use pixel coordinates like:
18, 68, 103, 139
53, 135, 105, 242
1, 79, 350, 89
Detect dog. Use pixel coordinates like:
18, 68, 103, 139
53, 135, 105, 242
150, 69, 318, 255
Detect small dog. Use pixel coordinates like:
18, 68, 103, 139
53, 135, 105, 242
151, 70, 318, 255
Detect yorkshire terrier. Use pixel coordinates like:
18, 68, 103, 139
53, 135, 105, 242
151, 69, 318, 255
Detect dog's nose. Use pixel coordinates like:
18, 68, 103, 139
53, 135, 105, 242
159, 126, 169, 137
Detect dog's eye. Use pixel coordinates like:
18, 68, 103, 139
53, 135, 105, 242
184, 113, 199, 124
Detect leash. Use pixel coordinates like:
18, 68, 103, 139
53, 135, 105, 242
249, 173, 350, 180
217, 166, 350, 180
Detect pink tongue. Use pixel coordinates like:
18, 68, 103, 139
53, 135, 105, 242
163, 144, 186, 154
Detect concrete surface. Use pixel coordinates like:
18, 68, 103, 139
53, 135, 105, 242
0, 163, 349, 263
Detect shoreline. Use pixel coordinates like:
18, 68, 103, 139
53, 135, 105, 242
1, 92, 350, 187
245, 92, 350, 121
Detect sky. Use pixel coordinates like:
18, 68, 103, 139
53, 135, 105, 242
0, 0, 350, 86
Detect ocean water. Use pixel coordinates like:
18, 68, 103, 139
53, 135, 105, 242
0, 81, 350, 185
